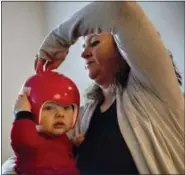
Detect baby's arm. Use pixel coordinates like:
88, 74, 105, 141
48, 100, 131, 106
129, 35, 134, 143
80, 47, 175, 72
11, 88, 46, 151
11, 111, 45, 152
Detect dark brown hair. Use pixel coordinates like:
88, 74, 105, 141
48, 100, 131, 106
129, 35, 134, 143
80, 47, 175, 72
167, 49, 182, 86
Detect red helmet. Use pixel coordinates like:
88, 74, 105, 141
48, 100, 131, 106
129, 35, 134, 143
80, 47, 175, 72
23, 71, 80, 126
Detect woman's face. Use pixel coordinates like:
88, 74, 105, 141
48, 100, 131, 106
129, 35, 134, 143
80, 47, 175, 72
81, 33, 121, 87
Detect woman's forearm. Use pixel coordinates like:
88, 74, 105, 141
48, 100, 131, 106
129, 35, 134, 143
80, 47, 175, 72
37, 2, 132, 60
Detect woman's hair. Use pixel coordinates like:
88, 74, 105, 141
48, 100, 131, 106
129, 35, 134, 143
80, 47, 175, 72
157, 32, 182, 86
85, 33, 182, 103
167, 49, 182, 86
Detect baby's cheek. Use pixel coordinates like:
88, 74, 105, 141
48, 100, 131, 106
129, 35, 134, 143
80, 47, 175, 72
41, 120, 53, 133
44, 118, 53, 126
66, 121, 73, 130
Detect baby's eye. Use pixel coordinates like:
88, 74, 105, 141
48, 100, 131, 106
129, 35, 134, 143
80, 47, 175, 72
91, 40, 100, 47
64, 106, 72, 110
43, 106, 54, 111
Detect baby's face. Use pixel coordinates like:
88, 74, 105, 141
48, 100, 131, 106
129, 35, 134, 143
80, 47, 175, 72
39, 101, 74, 137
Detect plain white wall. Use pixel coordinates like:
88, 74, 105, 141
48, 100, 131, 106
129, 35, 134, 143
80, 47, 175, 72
2, 1, 184, 163
2, 2, 45, 162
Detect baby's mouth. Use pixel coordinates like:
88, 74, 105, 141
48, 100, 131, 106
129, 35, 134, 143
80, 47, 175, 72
53, 122, 65, 129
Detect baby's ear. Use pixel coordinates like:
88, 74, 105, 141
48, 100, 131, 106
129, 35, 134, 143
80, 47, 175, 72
19, 86, 31, 96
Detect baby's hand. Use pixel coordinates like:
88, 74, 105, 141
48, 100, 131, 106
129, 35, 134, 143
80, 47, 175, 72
14, 91, 31, 114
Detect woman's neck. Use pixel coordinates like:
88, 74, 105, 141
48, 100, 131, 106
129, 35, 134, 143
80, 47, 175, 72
98, 87, 115, 112
102, 85, 115, 101
103, 86, 115, 98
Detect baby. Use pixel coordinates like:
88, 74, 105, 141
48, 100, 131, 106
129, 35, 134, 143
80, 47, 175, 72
10, 71, 80, 175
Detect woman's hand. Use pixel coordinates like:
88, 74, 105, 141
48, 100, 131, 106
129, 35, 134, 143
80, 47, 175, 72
34, 57, 65, 73
34, 37, 69, 73
14, 91, 31, 114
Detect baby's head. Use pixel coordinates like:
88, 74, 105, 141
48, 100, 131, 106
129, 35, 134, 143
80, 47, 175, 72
23, 71, 80, 137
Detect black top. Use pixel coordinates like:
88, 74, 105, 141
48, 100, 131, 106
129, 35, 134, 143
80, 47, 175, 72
76, 100, 139, 174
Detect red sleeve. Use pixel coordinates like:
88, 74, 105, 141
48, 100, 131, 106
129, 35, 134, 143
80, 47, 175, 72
11, 119, 45, 151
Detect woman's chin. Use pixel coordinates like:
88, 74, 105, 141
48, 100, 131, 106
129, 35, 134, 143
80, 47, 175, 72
88, 70, 100, 80
89, 74, 107, 87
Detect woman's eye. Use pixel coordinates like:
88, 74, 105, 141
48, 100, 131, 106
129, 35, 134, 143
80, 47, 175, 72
91, 41, 100, 47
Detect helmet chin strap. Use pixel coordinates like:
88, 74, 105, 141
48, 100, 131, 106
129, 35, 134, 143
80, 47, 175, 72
38, 102, 45, 125
36, 59, 45, 73
72, 104, 78, 128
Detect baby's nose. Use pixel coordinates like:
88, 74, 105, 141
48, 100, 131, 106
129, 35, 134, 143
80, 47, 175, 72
55, 112, 64, 118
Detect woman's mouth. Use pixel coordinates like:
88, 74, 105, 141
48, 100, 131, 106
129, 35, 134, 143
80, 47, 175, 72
86, 61, 95, 68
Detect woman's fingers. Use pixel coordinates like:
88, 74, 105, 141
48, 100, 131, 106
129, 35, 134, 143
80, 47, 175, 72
34, 57, 39, 71
34, 58, 63, 73
46, 59, 64, 71
35, 49, 68, 73
35, 59, 47, 73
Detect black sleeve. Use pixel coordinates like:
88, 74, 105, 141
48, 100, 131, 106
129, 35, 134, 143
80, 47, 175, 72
15, 111, 34, 121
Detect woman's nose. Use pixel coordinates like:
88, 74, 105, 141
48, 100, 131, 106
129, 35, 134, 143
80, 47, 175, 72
81, 48, 92, 59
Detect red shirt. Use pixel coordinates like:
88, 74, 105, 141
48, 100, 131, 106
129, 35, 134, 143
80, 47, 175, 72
11, 119, 79, 175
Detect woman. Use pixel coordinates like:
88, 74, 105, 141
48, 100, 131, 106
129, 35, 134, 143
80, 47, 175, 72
3, 1, 184, 174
